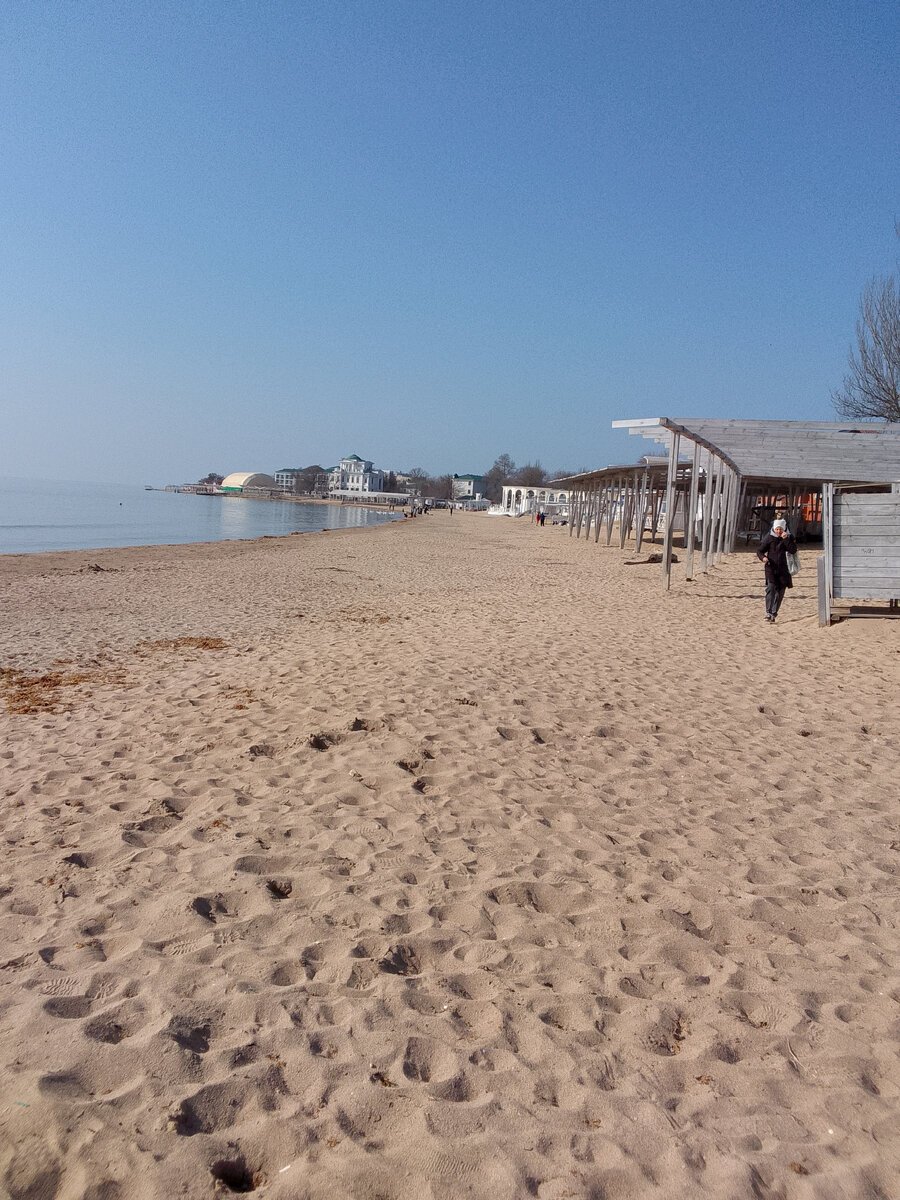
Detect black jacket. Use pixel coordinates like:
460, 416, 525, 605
757, 532, 797, 589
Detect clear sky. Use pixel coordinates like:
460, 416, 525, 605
2, 1, 898, 484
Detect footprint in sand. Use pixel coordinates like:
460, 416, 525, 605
164, 1014, 212, 1053
402, 1036, 460, 1084
43, 995, 92, 1020
83, 1003, 139, 1044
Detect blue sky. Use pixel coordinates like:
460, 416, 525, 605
2, 1, 897, 484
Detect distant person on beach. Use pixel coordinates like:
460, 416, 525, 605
756, 517, 797, 623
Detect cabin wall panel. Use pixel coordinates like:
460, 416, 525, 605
832, 492, 900, 600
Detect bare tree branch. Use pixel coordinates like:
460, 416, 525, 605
832, 274, 900, 422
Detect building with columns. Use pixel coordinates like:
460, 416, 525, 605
500, 484, 570, 517
328, 455, 384, 494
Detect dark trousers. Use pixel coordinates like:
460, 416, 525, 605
765, 577, 786, 617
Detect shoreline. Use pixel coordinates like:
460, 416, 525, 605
0, 511, 407, 579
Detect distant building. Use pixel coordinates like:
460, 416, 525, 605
221, 472, 277, 493
500, 484, 570, 517
452, 473, 484, 501
328, 455, 384, 494
274, 468, 303, 490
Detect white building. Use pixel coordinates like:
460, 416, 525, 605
500, 484, 570, 517
274, 468, 303, 491
452, 473, 484, 500
221, 472, 277, 494
328, 455, 384, 494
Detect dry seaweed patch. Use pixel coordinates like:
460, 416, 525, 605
135, 636, 227, 653
339, 607, 405, 625
0, 666, 126, 714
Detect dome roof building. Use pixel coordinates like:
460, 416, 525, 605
220, 472, 277, 492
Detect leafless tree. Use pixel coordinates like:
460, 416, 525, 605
426, 473, 454, 500
481, 453, 516, 502
832, 273, 900, 422
515, 461, 547, 486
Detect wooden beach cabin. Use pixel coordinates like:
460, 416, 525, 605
821, 485, 900, 624
555, 419, 900, 619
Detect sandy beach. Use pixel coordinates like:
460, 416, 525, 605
1, 513, 897, 1200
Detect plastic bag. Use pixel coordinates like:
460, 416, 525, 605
786, 551, 801, 576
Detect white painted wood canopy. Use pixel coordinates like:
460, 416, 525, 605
612, 417, 900, 487
555, 418, 900, 594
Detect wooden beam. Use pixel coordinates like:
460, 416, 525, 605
619, 473, 633, 548
823, 483, 833, 623
817, 554, 830, 625
662, 433, 681, 589
649, 485, 662, 543
594, 482, 606, 543
715, 462, 726, 559
684, 443, 700, 578
716, 468, 732, 562
700, 449, 714, 572
609, 480, 619, 549
729, 476, 746, 551
634, 470, 648, 553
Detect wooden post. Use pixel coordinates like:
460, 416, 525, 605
712, 464, 726, 563
822, 482, 833, 624
684, 442, 700, 579
575, 486, 585, 537
700, 451, 715, 572
609, 476, 618, 545
619, 474, 627, 544
649, 485, 662, 543
720, 470, 733, 557
619, 473, 633, 548
661, 433, 680, 589
629, 469, 641, 545
715, 469, 731, 562
594, 483, 606, 543
817, 554, 830, 626
634, 469, 643, 544
711, 456, 722, 560
724, 470, 734, 556
634, 470, 649, 553
729, 477, 746, 552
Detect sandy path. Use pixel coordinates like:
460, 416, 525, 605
1, 514, 897, 1199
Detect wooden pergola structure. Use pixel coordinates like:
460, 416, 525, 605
555, 418, 900, 589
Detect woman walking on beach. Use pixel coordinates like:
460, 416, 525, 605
756, 517, 797, 623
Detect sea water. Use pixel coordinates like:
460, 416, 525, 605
0, 477, 400, 555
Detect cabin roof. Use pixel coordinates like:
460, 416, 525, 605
611, 418, 900, 485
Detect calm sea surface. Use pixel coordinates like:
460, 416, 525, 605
0, 477, 400, 555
